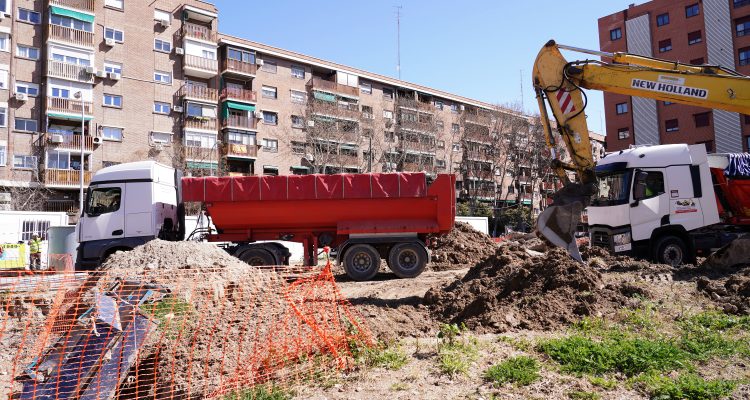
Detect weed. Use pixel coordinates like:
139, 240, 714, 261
436, 326, 478, 376
360, 345, 409, 370
588, 376, 617, 390
222, 385, 292, 400
620, 303, 660, 333
498, 336, 533, 352
571, 317, 609, 336
390, 382, 409, 391
146, 296, 195, 339
681, 311, 750, 332
566, 391, 601, 400
484, 356, 540, 386
637, 373, 737, 400
438, 323, 466, 347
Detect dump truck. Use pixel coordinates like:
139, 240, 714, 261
76, 161, 456, 280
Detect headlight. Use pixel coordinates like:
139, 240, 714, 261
613, 232, 631, 246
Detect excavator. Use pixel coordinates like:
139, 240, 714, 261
533, 40, 750, 263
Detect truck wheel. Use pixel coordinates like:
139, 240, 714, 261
653, 236, 688, 267
387, 242, 428, 279
343, 244, 380, 281
239, 248, 276, 266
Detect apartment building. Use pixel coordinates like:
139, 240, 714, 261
598, 0, 750, 153
0, 0, 548, 215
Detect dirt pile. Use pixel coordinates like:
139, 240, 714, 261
424, 245, 649, 332
428, 222, 498, 270
697, 268, 750, 314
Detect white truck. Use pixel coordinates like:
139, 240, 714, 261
587, 144, 749, 265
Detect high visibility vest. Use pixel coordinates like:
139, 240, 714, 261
29, 238, 41, 254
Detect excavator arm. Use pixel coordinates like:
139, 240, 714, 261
533, 40, 750, 261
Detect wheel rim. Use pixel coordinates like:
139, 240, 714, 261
352, 251, 374, 273
246, 256, 266, 266
662, 245, 683, 266
397, 248, 419, 271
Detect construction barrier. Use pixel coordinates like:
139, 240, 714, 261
47, 254, 74, 274
0, 258, 372, 399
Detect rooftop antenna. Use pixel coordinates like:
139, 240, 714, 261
395, 5, 402, 79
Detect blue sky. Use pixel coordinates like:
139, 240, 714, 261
213, 0, 639, 134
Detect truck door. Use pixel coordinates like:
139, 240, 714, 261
79, 185, 125, 242
629, 170, 668, 241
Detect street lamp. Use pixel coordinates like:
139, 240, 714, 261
74, 91, 84, 214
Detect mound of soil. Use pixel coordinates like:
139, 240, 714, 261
424, 245, 649, 332
428, 222, 497, 270
697, 268, 750, 314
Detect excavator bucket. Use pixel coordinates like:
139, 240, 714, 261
537, 202, 584, 263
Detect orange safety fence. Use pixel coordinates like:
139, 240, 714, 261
0, 253, 372, 399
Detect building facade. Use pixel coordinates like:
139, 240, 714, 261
598, 0, 750, 153
0, 0, 551, 216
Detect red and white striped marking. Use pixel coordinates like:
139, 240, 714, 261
556, 89, 577, 114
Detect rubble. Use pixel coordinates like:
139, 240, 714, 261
696, 268, 750, 315
428, 222, 498, 270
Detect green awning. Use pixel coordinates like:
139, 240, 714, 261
313, 91, 336, 102
187, 161, 218, 169
226, 101, 255, 112
47, 112, 94, 121
522, 200, 532, 205
50, 6, 95, 23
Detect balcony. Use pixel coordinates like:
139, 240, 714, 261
178, 84, 219, 102
45, 169, 92, 188
184, 116, 218, 131
221, 87, 257, 103
45, 200, 78, 214
308, 77, 359, 98
184, 146, 218, 161
465, 189, 496, 200
226, 143, 258, 159
222, 115, 257, 130
222, 58, 257, 77
47, 61, 94, 83
338, 154, 360, 166
47, 97, 93, 115
46, 133, 95, 152
465, 112, 493, 126
180, 22, 218, 43
49, 25, 94, 47
400, 119, 435, 133
50, 0, 95, 12
398, 98, 435, 114
184, 55, 218, 78
464, 128, 492, 143
310, 100, 361, 121
464, 149, 490, 161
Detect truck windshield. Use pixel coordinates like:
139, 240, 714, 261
592, 170, 631, 207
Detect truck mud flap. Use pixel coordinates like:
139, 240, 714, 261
16, 281, 166, 400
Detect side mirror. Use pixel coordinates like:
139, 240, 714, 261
633, 170, 648, 201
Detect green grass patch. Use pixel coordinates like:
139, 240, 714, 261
436, 324, 478, 376
146, 296, 196, 339
484, 356, 540, 387
588, 376, 617, 390
222, 385, 292, 400
497, 335, 533, 352
359, 345, 409, 370
637, 373, 737, 400
566, 391, 601, 400
390, 382, 409, 391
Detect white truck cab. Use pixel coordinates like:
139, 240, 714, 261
587, 144, 720, 265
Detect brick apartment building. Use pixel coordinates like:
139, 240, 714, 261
0, 0, 564, 216
599, 0, 750, 153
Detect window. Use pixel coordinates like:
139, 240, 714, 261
617, 128, 630, 139
740, 47, 750, 66
101, 126, 123, 141
735, 0, 750, 8
0, 0, 7, 14
437, 120, 444, 130
0, 33, 8, 52
14, 118, 37, 132
150, 131, 171, 144
694, 112, 711, 128
227, 48, 255, 63
104, 62, 122, 75
686, 4, 700, 17
0, 141, 5, 166
154, 101, 170, 114
688, 30, 702, 45
201, 49, 216, 59
0, 68, 6, 89
105, 0, 123, 9
291, 115, 304, 128
383, 110, 393, 119
382, 87, 394, 100
437, 140, 445, 149
359, 81, 372, 94
665, 119, 679, 132
261, 138, 278, 151
185, 132, 216, 148
261, 85, 277, 99
615, 102, 628, 115
434, 100, 444, 110
738, 17, 750, 37
436, 159, 446, 169
154, 39, 171, 53
15, 81, 38, 96
385, 131, 395, 142
290, 65, 305, 79
290, 141, 306, 155
50, 14, 93, 32
745, 115, 750, 125
361, 105, 373, 119
154, 70, 172, 84
451, 104, 460, 113
452, 123, 460, 133
656, 13, 669, 27
51, 87, 70, 98
154, 9, 170, 21
263, 166, 279, 176
452, 143, 461, 152
262, 111, 277, 125
16, 45, 39, 60
104, 27, 124, 42
87, 187, 121, 216
633, 171, 665, 200
690, 57, 705, 65
52, 53, 89, 66
261, 60, 277, 73
658, 39, 672, 53
186, 103, 216, 118
610, 28, 622, 41
13, 154, 36, 169
17, 8, 41, 24
290, 90, 306, 104
103, 94, 123, 108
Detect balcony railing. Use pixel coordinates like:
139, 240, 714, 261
47, 61, 94, 83
178, 85, 218, 102
310, 100, 361, 120
49, 25, 94, 47
46, 134, 95, 152
222, 115, 257, 130
45, 200, 78, 214
45, 169, 92, 187
465, 112, 493, 126
184, 54, 218, 73
466, 189, 496, 199
227, 143, 258, 158
222, 58, 257, 76
50, 0, 95, 12
184, 117, 217, 131
308, 77, 359, 98
180, 22, 218, 42
398, 98, 435, 113
221, 87, 257, 102
47, 97, 93, 115
400, 119, 435, 133
464, 149, 489, 161
184, 146, 218, 161
464, 128, 492, 143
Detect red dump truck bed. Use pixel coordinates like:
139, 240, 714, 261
710, 168, 750, 226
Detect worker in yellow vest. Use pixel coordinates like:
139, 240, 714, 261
28, 234, 42, 271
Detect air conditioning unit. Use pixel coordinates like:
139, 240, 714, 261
14, 92, 27, 102
307, 120, 315, 127
157, 18, 170, 27
175, 47, 185, 55
253, 110, 263, 118
256, 59, 264, 66
92, 137, 103, 144
85, 66, 96, 74
49, 134, 64, 143
173, 105, 183, 113
108, 72, 121, 80
104, 38, 116, 47
95, 70, 107, 78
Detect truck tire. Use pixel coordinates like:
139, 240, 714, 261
238, 248, 276, 266
653, 235, 688, 266
343, 244, 380, 281
387, 242, 428, 279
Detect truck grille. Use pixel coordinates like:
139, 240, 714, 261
591, 231, 610, 249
